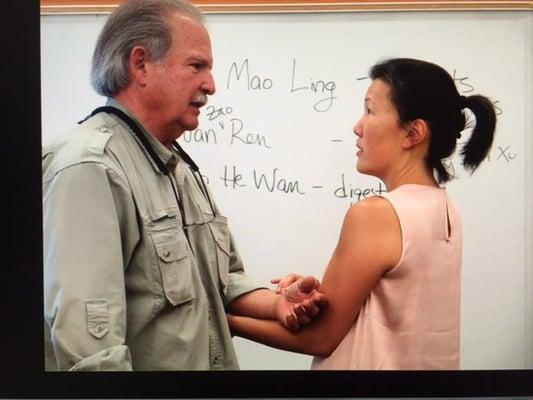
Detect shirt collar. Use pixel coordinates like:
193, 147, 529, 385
105, 98, 179, 173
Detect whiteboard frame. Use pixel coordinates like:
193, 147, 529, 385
526, 12, 533, 369
40, 0, 533, 14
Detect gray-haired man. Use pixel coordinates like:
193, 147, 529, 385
43, 0, 325, 371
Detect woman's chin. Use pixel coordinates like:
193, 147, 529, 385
355, 161, 366, 174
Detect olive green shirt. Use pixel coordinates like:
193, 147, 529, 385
43, 99, 263, 371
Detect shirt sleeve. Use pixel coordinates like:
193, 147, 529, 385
209, 197, 266, 306
43, 158, 139, 371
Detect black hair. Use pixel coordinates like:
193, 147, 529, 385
369, 58, 496, 183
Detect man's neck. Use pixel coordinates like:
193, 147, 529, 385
113, 92, 180, 147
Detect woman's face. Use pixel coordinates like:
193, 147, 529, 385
353, 79, 407, 180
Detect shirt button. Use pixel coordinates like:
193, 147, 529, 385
163, 249, 170, 257
95, 324, 102, 333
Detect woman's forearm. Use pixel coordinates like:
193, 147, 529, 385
227, 314, 332, 357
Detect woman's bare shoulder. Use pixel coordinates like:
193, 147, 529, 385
345, 195, 397, 227
340, 195, 401, 272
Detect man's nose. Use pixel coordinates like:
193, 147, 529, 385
202, 71, 216, 96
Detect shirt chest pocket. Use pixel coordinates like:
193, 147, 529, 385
149, 223, 195, 307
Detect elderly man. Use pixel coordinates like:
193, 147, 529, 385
43, 0, 325, 371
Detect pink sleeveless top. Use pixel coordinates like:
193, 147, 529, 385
312, 184, 462, 370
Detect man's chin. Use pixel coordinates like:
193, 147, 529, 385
177, 119, 200, 134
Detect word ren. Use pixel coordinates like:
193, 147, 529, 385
230, 118, 272, 148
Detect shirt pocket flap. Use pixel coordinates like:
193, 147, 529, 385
86, 300, 109, 339
153, 236, 195, 307
155, 241, 188, 263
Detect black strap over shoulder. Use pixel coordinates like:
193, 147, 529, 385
82, 106, 201, 174
85, 106, 171, 175
80, 104, 216, 220
171, 141, 199, 172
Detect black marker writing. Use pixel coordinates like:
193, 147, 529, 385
220, 165, 246, 189
334, 173, 386, 202
205, 105, 233, 121
253, 168, 306, 195
227, 59, 273, 91
183, 128, 217, 144
496, 145, 517, 162
290, 59, 337, 112
230, 118, 272, 148
453, 69, 474, 93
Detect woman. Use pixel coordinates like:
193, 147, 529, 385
228, 58, 496, 370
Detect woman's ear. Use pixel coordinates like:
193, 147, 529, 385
129, 45, 149, 86
402, 119, 429, 149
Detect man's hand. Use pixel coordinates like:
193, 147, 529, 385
273, 274, 326, 331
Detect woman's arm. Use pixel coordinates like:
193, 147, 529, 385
228, 196, 403, 357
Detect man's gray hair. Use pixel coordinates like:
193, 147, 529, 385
90, 0, 204, 97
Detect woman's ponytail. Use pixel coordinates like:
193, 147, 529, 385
460, 95, 496, 173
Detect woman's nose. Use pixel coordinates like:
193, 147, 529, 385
353, 118, 362, 137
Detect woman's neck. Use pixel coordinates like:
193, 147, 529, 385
383, 163, 438, 192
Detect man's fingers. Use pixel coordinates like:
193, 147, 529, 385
294, 304, 311, 326
285, 312, 300, 331
311, 292, 327, 308
300, 299, 320, 318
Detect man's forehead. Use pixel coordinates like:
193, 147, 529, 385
168, 12, 206, 33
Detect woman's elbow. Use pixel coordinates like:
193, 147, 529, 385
310, 339, 338, 357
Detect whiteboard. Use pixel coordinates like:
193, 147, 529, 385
40, 9, 533, 370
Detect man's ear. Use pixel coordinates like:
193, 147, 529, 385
129, 45, 149, 86
402, 119, 429, 149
